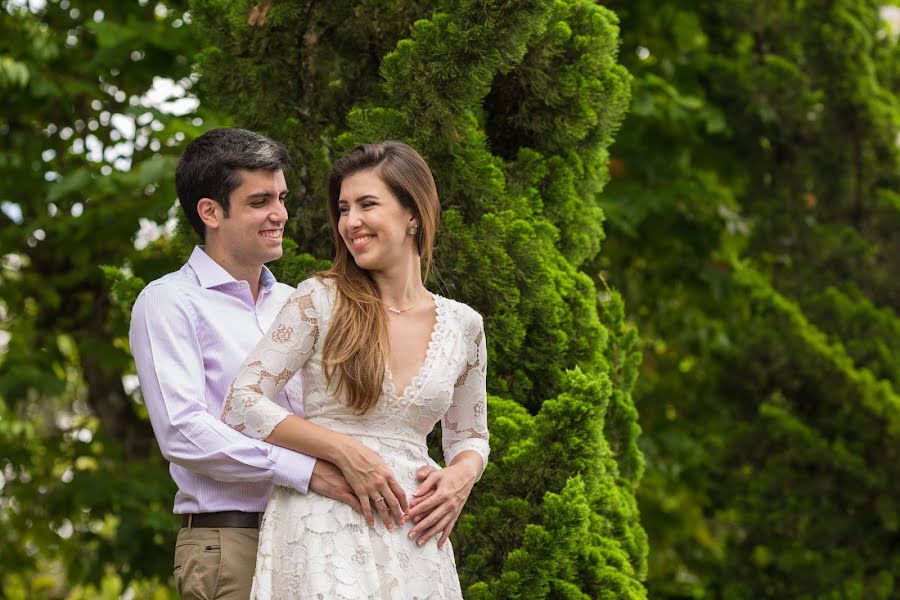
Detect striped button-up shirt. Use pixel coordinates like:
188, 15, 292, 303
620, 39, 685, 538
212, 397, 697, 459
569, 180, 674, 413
129, 246, 315, 514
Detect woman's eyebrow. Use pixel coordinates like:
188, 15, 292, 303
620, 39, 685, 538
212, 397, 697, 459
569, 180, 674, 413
339, 194, 379, 203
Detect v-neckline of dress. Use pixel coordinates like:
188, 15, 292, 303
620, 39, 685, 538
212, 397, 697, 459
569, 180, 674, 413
384, 292, 444, 403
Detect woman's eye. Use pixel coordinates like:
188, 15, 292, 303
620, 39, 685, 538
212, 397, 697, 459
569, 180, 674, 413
338, 205, 349, 214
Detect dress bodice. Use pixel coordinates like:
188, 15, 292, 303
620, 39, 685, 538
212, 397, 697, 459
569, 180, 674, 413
222, 276, 489, 473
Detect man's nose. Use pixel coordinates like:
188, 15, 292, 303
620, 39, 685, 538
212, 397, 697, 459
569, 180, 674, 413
272, 199, 289, 223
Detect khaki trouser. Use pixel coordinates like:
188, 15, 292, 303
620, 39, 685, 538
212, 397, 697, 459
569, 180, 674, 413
174, 527, 259, 599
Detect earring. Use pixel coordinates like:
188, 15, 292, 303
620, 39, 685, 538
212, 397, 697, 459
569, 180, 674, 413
406, 224, 418, 236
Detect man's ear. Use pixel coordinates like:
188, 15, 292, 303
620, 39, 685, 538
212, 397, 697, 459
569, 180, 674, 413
197, 198, 222, 231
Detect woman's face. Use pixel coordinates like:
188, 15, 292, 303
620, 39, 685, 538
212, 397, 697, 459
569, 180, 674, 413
337, 169, 417, 272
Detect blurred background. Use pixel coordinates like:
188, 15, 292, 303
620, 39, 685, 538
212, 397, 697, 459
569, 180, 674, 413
1, 0, 898, 598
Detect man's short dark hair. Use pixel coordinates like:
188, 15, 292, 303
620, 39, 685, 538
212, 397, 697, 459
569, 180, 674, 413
175, 128, 292, 238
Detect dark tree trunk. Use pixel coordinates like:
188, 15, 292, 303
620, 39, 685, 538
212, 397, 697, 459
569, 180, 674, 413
80, 353, 154, 459
77, 295, 154, 459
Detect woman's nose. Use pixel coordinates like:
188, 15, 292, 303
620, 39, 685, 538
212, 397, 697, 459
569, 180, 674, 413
345, 206, 362, 227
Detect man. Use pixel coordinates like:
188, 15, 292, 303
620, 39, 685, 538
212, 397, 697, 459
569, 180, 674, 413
130, 128, 410, 599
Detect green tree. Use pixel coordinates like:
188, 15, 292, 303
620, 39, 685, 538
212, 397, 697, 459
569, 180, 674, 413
0, 0, 211, 595
600, 0, 900, 597
188, 0, 647, 596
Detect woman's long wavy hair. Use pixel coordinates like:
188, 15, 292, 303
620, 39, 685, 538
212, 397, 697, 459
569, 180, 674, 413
319, 141, 440, 413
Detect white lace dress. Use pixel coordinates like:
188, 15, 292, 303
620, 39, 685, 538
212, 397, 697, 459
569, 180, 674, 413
222, 277, 489, 600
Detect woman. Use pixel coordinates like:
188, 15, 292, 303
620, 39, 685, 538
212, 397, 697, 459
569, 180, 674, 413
222, 141, 489, 599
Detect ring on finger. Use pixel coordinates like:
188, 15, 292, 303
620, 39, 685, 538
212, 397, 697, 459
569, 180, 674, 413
373, 496, 385, 503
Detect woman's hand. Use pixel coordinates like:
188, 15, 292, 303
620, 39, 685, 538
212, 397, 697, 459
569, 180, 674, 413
332, 434, 410, 530
406, 453, 482, 549
266, 416, 410, 529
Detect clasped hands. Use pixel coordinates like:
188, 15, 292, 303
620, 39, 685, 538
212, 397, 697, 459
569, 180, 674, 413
309, 438, 479, 550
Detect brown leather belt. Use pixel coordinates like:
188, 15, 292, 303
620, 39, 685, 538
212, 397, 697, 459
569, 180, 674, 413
181, 511, 263, 529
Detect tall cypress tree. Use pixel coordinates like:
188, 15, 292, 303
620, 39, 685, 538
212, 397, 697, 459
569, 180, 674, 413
190, 0, 646, 595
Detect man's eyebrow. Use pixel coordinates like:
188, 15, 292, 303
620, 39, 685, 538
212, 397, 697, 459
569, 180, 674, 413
246, 190, 288, 200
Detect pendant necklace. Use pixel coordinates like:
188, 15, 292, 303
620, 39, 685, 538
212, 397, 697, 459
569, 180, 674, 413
386, 290, 427, 314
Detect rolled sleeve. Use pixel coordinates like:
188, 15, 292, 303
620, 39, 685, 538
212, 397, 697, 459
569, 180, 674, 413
270, 445, 316, 492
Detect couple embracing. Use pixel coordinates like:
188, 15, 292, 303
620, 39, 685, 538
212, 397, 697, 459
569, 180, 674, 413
129, 128, 489, 599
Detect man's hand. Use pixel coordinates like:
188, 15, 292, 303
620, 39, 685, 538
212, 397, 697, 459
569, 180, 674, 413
308, 459, 362, 515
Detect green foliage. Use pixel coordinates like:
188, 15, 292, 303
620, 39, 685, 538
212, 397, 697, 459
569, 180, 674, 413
461, 371, 644, 598
191, 0, 645, 596
600, 0, 900, 596
12, 0, 897, 596
265, 237, 332, 286
0, 0, 199, 439
0, 0, 212, 594
0, 399, 177, 597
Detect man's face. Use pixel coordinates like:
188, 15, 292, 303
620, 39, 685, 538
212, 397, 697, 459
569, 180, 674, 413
216, 168, 289, 266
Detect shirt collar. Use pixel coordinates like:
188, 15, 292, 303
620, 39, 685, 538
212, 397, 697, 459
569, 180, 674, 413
188, 246, 278, 291
259, 265, 276, 290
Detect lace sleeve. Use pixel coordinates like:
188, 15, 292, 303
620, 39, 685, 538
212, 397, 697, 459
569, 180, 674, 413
222, 280, 321, 439
442, 313, 490, 479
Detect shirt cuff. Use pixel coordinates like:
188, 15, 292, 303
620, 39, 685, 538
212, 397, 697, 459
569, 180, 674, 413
270, 445, 317, 493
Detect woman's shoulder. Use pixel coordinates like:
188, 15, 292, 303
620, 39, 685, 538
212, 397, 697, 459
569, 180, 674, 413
295, 275, 332, 293
436, 293, 483, 332
291, 276, 337, 308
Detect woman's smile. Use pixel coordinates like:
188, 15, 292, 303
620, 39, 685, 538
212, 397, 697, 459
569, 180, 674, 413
349, 234, 375, 249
